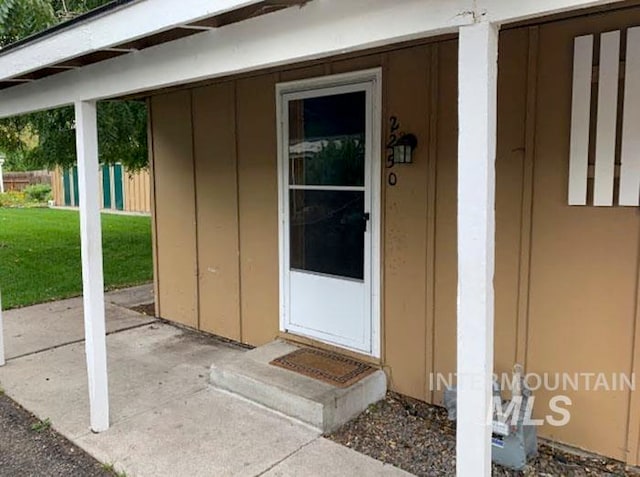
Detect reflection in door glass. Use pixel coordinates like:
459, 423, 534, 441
290, 190, 365, 280
288, 91, 366, 187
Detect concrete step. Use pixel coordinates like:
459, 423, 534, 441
209, 340, 387, 433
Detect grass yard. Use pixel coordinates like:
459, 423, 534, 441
0, 208, 153, 309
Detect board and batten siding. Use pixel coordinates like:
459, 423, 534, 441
149, 10, 640, 466
192, 81, 241, 340
526, 9, 640, 464
149, 91, 198, 328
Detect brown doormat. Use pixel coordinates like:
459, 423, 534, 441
270, 347, 376, 388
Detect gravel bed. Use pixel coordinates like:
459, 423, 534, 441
0, 392, 113, 477
130, 302, 155, 316
329, 392, 637, 476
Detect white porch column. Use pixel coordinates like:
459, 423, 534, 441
456, 21, 499, 477
0, 155, 5, 194
0, 290, 5, 366
75, 100, 109, 432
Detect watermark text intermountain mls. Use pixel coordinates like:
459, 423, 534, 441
433, 371, 635, 427
430, 372, 636, 393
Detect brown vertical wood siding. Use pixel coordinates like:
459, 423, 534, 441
235, 74, 281, 346
192, 81, 242, 340
150, 91, 198, 328
525, 8, 640, 463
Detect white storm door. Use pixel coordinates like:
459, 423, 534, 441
279, 74, 378, 355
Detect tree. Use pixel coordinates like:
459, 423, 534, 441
0, 0, 148, 171
52, 0, 113, 20
0, 0, 56, 45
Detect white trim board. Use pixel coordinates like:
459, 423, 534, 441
480, 0, 626, 24
0, 0, 468, 118
0, 0, 631, 119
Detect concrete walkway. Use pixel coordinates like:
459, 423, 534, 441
0, 286, 411, 477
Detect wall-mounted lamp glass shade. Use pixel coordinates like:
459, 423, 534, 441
393, 133, 417, 164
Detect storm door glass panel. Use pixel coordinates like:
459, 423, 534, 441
289, 190, 364, 280
288, 91, 366, 186
287, 90, 367, 280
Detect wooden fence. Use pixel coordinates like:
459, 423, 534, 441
51, 165, 151, 213
2, 170, 52, 192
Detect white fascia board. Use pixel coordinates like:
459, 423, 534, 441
0, 0, 264, 80
0, 0, 473, 118
481, 0, 626, 23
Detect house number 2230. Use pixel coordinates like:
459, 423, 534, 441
386, 116, 400, 186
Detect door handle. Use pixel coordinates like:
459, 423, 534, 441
362, 212, 370, 232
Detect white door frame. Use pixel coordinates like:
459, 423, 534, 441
276, 68, 382, 358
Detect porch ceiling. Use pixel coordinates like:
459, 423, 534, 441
0, 0, 306, 89
0, 0, 629, 120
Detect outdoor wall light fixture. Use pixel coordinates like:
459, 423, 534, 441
392, 133, 417, 164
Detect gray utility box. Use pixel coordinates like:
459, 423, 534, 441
491, 394, 538, 470
443, 380, 538, 471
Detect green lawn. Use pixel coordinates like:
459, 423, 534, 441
0, 208, 153, 309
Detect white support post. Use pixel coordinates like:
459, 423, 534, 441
0, 156, 5, 194
456, 22, 499, 477
75, 100, 109, 433
0, 290, 5, 367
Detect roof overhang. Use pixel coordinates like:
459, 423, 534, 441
0, 0, 306, 87
0, 0, 629, 119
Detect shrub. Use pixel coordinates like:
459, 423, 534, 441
23, 184, 52, 203
0, 191, 27, 208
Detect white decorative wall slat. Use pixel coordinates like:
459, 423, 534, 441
620, 27, 640, 206
593, 30, 620, 207
568, 34, 594, 206
568, 28, 640, 207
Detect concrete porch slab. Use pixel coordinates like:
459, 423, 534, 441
76, 388, 319, 477
209, 340, 387, 433
0, 292, 410, 476
2, 297, 155, 360
106, 283, 154, 308
0, 323, 244, 439
262, 438, 413, 477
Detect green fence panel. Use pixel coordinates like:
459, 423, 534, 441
72, 167, 79, 207
102, 164, 112, 209
114, 164, 124, 210
63, 169, 72, 206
